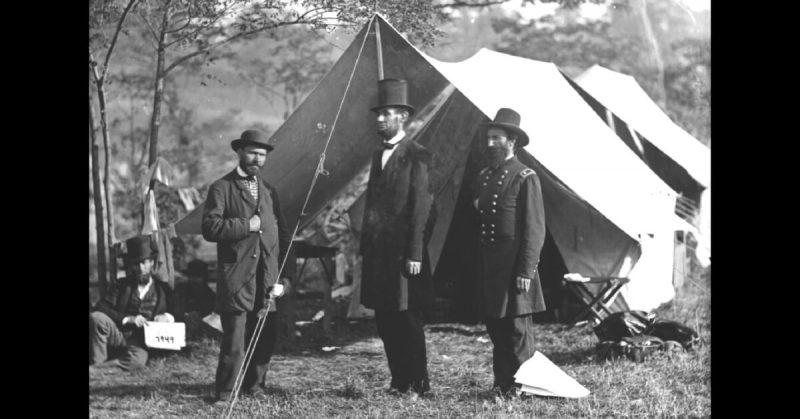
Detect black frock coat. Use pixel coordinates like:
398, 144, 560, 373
360, 138, 435, 311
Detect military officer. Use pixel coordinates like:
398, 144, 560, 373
474, 108, 546, 399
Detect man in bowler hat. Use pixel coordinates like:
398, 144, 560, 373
360, 79, 435, 398
474, 108, 546, 399
202, 129, 295, 405
89, 235, 176, 371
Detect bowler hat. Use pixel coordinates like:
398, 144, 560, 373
482, 108, 529, 148
370, 79, 415, 115
230, 129, 275, 152
124, 235, 158, 263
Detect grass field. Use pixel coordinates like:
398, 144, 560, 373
89, 267, 710, 418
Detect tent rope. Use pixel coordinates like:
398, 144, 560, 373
224, 14, 377, 419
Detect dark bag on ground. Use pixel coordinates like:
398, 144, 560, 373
593, 310, 657, 341
645, 321, 700, 350
596, 335, 665, 362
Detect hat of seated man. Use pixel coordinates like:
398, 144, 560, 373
370, 78, 415, 116
482, 108, 529, 148
230, 129, 275, 152
124, 235, 159, 264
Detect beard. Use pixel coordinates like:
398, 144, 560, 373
137, 272, 152, 285
486, 146, 510, 168
377, 123, 399, 140
240, 163, 261, 177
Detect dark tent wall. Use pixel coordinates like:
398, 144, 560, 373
263, 18, 455, 233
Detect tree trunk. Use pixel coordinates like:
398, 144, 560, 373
90, 90, 108, 296
639, 0, 667, 109
143, 9, 170, 230
148, 59, 164, 168
148, 9, 170, 168
96, 75, 116, 273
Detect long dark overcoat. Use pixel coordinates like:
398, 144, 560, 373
360, 139, 435, 311
202, 170, 294, 313
475, 156, 547, 319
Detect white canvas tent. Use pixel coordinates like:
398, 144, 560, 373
176, 15, 688, 316
574, 65, 710, 267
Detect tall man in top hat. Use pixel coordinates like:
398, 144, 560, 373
89, 235, 176, 371
202, 129, 295, 405
360, 79, 435, 398
474, 108, 546, 399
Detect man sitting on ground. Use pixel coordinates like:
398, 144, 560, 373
89, 235, 176, 371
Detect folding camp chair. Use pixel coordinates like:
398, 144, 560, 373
562, 274, 630, 327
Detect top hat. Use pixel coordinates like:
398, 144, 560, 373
370, 79, 415, 115
482, 108, 529, 148
230, 129, 275, 152
124, 235, 159, 264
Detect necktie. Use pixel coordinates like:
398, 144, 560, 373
382, 141, 395, 150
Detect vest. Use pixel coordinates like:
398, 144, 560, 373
124, 283, 159, 320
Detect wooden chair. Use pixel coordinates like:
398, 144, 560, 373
562, 274, 630, 327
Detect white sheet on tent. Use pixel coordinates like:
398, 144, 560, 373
622, 228, 678, 310
575, 65, 710, 188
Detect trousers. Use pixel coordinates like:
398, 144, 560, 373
375, 309, 430, 392
215, 260, 279, 398
485, 314, 535, 390
89, 311, 149, 371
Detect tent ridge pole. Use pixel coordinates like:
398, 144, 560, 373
374, 15, 384, 80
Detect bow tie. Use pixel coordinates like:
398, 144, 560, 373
382, 141, 396, 150
242, 175, 256, 181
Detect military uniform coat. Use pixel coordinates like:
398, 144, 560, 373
475, 156, 547, 319
202, 169, 295, 313
360, 138, 435, 311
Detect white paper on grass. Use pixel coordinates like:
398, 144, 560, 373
203, 312, 223, 332
514, 351, 590, 398
144, 322, 186, 350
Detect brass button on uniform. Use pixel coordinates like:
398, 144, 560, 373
252, 254, 258, 258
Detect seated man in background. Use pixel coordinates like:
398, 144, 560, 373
89, 235, 176, 371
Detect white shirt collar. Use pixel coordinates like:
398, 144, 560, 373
138, 277, 153, 299
235, 165, 252, 178
384, 130, 406, 147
